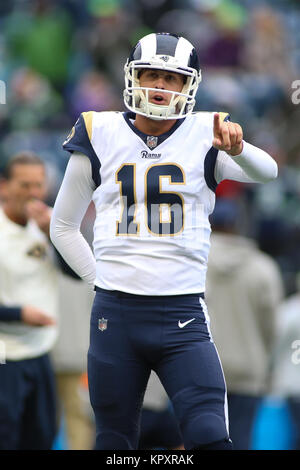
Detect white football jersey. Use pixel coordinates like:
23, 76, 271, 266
63, 110, 232, 295
0, 208, 59, 360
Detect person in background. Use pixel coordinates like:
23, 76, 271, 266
271, 272, 300, 450
0, 152, 59, 449
51, 270, 96, 450
0, 151, 77, 450
205, 197, 284, 449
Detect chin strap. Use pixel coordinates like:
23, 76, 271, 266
138, 88, 178, 119
141, 102, 176, 119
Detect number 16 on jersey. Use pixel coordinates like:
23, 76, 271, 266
116, 163, 186, 237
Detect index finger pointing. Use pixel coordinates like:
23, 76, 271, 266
213, 113, 221, 135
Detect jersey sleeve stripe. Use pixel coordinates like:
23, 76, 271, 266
204, 146, 219, 192
219, 112, 230, 122
63, 113, 101, 188
203, 112, 229, 192
82, 111, 93, 140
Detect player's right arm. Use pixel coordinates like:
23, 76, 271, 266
50, 152, 96, 288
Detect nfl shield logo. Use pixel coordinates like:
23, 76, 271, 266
98, 317, 108, 332
147, 135, 158, 150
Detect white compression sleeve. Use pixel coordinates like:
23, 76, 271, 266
50, 152, 96, 287
215, 141, 278, 184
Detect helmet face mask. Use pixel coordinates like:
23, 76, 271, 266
123, 33, 202, 121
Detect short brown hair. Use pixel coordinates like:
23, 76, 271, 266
2, 151, 45, 180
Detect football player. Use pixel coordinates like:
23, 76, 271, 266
50, 33, 278, 450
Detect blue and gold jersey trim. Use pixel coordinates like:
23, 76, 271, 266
123, 111, 185, 149
204, 112, 230, 193
63, 112, 101, 187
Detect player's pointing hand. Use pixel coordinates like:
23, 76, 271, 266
213, 113, 244, 156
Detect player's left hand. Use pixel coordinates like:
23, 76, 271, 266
25, 199, 52, 237
213, 113, 243, 156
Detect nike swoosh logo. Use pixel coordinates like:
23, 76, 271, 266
178, 318, 195, 328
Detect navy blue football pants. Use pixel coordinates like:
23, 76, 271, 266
88, 288, 230, 450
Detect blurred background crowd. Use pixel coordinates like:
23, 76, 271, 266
0, 0, 300, 451
0, 0, 300, 293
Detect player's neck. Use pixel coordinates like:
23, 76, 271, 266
134, 114, 177, 136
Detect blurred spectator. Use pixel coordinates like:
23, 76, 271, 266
84, 1, 134, 88
4, 0, 73, 90
136, 0, 175, 30
51, 273, 96, 450
242, 6, 296, 90
0, 152, 60, 449
200, 0, 246, 69
271, 273, 300, 450
4, 68, 64, 131
68, 70, 121, 120
0, 151, 92, 450
250, 159, 300, 295
206, 198, 284, 449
